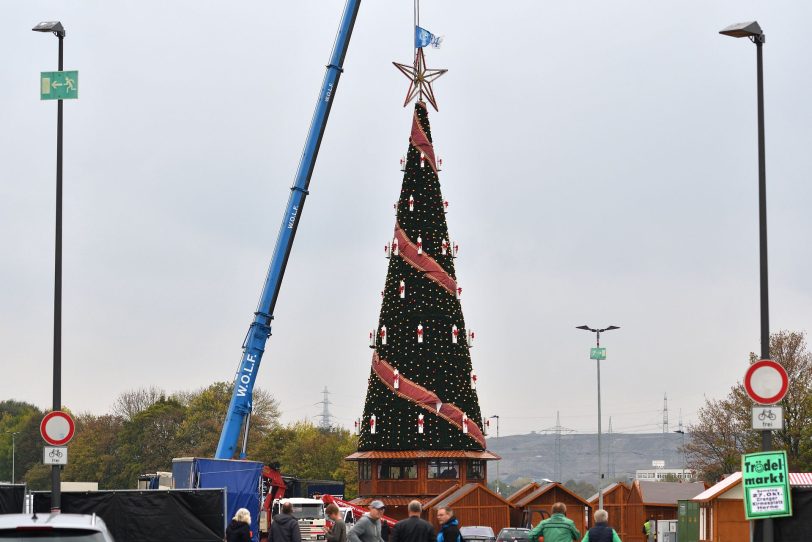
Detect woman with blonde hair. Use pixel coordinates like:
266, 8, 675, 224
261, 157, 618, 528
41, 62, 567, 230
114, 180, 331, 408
227, 508, 252, 542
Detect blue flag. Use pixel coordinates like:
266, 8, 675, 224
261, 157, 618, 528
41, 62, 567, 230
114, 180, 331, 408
415, 25, 443, 48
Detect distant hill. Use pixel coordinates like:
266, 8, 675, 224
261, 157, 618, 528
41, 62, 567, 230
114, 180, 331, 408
486, 432, 689, 487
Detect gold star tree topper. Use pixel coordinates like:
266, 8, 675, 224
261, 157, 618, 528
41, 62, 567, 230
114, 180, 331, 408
393, 48, 447, 111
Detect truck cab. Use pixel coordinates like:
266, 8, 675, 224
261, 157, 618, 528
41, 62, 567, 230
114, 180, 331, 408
271, 498, 327, 542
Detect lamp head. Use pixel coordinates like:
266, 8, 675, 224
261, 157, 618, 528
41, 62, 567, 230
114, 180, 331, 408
605, 325, 620, 331
32, 21, 65, 37
576, 325, 593, 331
719, 21, 764, 42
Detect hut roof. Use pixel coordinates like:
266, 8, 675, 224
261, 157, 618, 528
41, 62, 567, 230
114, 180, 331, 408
514, 482, 590, 508
635, 481, 706, 506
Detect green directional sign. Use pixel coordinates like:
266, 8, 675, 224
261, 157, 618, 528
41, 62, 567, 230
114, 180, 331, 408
40, 70, 78, 100
590, 347, 606, 360
742, 450, 792, 520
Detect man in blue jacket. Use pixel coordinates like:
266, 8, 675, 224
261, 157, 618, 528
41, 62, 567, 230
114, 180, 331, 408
436, 507, 461, 542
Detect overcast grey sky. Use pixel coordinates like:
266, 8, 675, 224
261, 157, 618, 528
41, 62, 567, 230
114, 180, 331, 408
2, 1, 811, 438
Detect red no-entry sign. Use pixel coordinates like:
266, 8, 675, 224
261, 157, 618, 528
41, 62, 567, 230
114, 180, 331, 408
40, 411, 75, 446
744, 359, 789, 405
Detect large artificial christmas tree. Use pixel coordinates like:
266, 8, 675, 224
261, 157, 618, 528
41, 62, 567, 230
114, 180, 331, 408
357, 99, 485, 452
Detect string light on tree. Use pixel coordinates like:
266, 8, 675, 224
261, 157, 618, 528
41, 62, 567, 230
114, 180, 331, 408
357, 99, 484, 451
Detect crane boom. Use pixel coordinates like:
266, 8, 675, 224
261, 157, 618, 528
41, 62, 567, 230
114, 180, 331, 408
215, 0, 362, 459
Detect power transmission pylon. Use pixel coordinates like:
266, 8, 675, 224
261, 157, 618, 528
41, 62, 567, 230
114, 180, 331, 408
315, 386, 334, 430
540, 411, 575, 482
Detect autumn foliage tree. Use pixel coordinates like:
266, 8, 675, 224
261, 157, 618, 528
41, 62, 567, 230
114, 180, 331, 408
685, 330, 812, 482
3, 384, 357, 495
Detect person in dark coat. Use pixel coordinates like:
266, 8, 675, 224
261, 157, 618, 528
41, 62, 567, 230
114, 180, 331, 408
390, 501, 435, 542
582, 509, 621, 542
226, 508, 252, 542
271, 500, 303, 542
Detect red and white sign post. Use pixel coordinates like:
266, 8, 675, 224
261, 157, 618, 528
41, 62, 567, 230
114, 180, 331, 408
40, 411, 75, 446
40, 411, 74, 469
744, 359, 789, 405
744, 360, 788, 433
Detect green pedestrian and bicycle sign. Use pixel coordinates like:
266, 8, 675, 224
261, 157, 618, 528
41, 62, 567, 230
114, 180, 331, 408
40, 70, 78, 100
742, 450, 792, 520
590, 347, 606, 360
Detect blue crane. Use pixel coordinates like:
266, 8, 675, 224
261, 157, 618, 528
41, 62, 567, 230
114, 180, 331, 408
215, 0, 362, 459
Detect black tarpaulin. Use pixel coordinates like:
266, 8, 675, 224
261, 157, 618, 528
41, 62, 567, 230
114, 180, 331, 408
33, 489, 225, 542
754, 488, 812, 541
0, 484, 25, 514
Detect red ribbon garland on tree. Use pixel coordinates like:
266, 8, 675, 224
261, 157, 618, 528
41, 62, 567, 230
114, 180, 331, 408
370, 352, 485, 447
394, 223, 457, 297
410, 103, 438, 173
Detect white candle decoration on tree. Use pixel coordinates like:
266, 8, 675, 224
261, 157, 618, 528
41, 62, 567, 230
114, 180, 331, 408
441, 238, 449, 255
400, 156, 406, 171
399, 280, 406, 299
369, 330, 376, 348
409, 195, 415, 212
453, 242, 459, 257
436, 401, 442, 412
384, 241, 392, 259
467, 329, 475, 347
354, 418, 360, 435
392, 239, 399, 256
456, 286, 462, 299
451, 324, 459, 344
417, 323, 424, 343
470, 371, 477, 389
417, 236, 423, 255
380, 325, 387, 346
420, 152, 426, 168
370, 414, 377, 434
462, 413, 468, 434
418, 414, 424, 434
393, 369, 400, 390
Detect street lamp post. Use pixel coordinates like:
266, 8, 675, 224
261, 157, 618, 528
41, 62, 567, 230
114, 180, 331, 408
32, 20, 66, 513
489, 415, 500, 493
576, 324, 620, 511
5, 432, 19, 484
719, 20, 772, 542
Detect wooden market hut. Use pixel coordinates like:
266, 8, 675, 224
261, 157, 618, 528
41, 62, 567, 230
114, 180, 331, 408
624, 480, 706, 542
506, 482, 541, 526
690, 472, 812, 542
587, 482, 631, 538
690, 472, 746, 542
512, 482, 591, 534
424, 483, 513, 534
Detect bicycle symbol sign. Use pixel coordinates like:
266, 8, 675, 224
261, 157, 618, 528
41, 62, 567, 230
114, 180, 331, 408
752, 406, 783, 430
43, 446, 68, 465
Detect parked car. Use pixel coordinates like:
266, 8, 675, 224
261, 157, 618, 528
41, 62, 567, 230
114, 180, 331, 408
460, 526, 496, 542
0, 513, 115, 542
496, 528, 531, 542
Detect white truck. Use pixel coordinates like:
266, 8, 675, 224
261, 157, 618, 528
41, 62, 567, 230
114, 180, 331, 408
270, 498, 327, 542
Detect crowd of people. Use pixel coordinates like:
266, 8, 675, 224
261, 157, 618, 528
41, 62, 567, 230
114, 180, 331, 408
224, 499, 625, 542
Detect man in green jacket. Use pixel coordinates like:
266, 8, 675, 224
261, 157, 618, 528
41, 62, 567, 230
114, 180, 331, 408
528, 503, 580, 542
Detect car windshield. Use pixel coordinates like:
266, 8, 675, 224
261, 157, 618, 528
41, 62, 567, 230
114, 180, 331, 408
461, 528, 494, 538
290, 504, 324, 520
0, 528, 108, 542
498, 530, 529, 540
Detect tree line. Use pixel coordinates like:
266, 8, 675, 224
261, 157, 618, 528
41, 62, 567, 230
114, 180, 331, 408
0, 383, 358, 497
685, 330, 812, 483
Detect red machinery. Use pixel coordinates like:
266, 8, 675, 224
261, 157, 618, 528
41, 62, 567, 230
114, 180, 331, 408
320, 494, 397, 528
